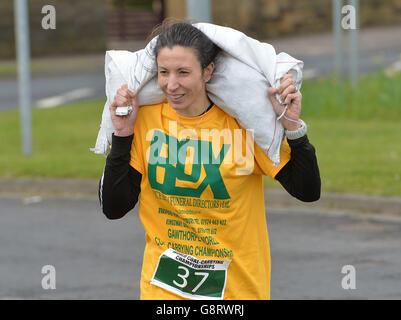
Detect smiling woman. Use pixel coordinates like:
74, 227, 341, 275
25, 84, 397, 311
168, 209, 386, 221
98, 19, 321, 300
156, 46, 214, 117
150, 21, 220, 117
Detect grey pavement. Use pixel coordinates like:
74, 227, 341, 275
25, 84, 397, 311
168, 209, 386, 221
268, 24, 401, 77
268, 207, 401, 299
0, 72, 105, 111
1, 177, 400, 217
269, 24, 401, 57
0, 195, 400, 300
0, 195, 144, 300
0, 177, 400, 300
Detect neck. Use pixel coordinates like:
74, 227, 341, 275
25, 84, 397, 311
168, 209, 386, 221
176, 94, 211, 117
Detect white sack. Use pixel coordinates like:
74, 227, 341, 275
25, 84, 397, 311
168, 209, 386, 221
91, 22, 303, 165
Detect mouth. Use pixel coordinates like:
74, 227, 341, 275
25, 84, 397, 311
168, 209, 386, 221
168, 94, 185, 101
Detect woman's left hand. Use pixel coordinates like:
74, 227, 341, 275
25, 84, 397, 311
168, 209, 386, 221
268, 73, 302, 131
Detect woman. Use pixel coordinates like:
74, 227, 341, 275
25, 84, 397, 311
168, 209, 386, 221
99, 21, 320, 300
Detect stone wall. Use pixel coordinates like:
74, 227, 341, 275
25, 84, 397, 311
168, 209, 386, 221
0, 0, 106, 59
211, 0, 401, 39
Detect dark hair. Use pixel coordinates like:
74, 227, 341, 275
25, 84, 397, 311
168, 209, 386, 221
149, 19, 220, 69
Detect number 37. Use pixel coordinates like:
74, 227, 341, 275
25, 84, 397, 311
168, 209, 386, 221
173, 266, 209, 293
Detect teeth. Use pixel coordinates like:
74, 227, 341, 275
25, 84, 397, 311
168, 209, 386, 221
172, 94, 184, 99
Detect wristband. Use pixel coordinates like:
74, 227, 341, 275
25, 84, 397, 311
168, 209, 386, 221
285, 119, 307, 140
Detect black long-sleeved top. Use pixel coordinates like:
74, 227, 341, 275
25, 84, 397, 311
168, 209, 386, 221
99, 134, 321, 220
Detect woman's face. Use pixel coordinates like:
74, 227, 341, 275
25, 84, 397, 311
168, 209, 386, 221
157, 45, 214, 117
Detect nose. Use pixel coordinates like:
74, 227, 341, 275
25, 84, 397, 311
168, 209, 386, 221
167, 74, 179, 92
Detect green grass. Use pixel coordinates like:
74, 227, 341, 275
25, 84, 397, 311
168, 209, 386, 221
0, 99, 106, 178
264, 119, 401, 196
0, 62, 16, 76
263, 70, 401, 196
1, 70, 401, 196
301, 71, 401, 120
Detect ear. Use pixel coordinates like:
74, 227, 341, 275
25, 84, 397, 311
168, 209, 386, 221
202, 62, 215, 83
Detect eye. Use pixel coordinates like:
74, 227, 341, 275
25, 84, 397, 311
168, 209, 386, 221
179, 70, 189, 75
159, 70, 168, 75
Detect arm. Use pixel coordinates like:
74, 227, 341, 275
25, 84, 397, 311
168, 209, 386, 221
99, 84, 142, 219
267, 74, 320, 202
275, 135, 321, 202
99, 134, 142, 219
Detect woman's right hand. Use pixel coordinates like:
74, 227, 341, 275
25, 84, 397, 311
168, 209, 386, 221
110, 84, 139, 137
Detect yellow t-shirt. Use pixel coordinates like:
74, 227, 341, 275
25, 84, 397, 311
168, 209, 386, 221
130, 102, 291, 300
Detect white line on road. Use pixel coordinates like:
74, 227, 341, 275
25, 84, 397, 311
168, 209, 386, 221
36, 88, 95, 108
385, 57, 401, 77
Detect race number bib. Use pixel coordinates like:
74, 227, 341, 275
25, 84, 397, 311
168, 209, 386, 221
150, 248, 231, 300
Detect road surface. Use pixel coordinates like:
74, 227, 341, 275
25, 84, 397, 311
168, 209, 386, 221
0, 195, 400, 299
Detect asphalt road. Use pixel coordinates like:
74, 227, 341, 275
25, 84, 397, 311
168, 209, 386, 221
0, 195, 400, 300
0, 72, 105, 111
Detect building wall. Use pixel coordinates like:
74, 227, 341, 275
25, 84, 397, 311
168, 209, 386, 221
166, 0, 401, 39
165, 0, 186, 19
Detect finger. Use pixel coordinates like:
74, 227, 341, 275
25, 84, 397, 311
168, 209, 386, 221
268, 87, 278, 96
279, 73, 293, 88
268, 87, 286, 114
267, 87, 280, 106
284, 93, 296, 105
280, 73, 293, 83
117, 88, 129, 99
280, 84, 296, 102
278, 78, 294, 94
284, 91, 301, 106
116, 91, 129, 100
127, 88, 136, 98
118, 84, 132, 96
130, 92, 139, 107
114, 94, 130, 106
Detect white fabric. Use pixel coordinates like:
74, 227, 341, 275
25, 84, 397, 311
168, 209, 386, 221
91, 22, 303, 165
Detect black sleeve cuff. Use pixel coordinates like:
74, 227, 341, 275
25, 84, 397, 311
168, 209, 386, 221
109, 133, 134, 158
286, 134, 309, 149
275, 134, 321, 202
